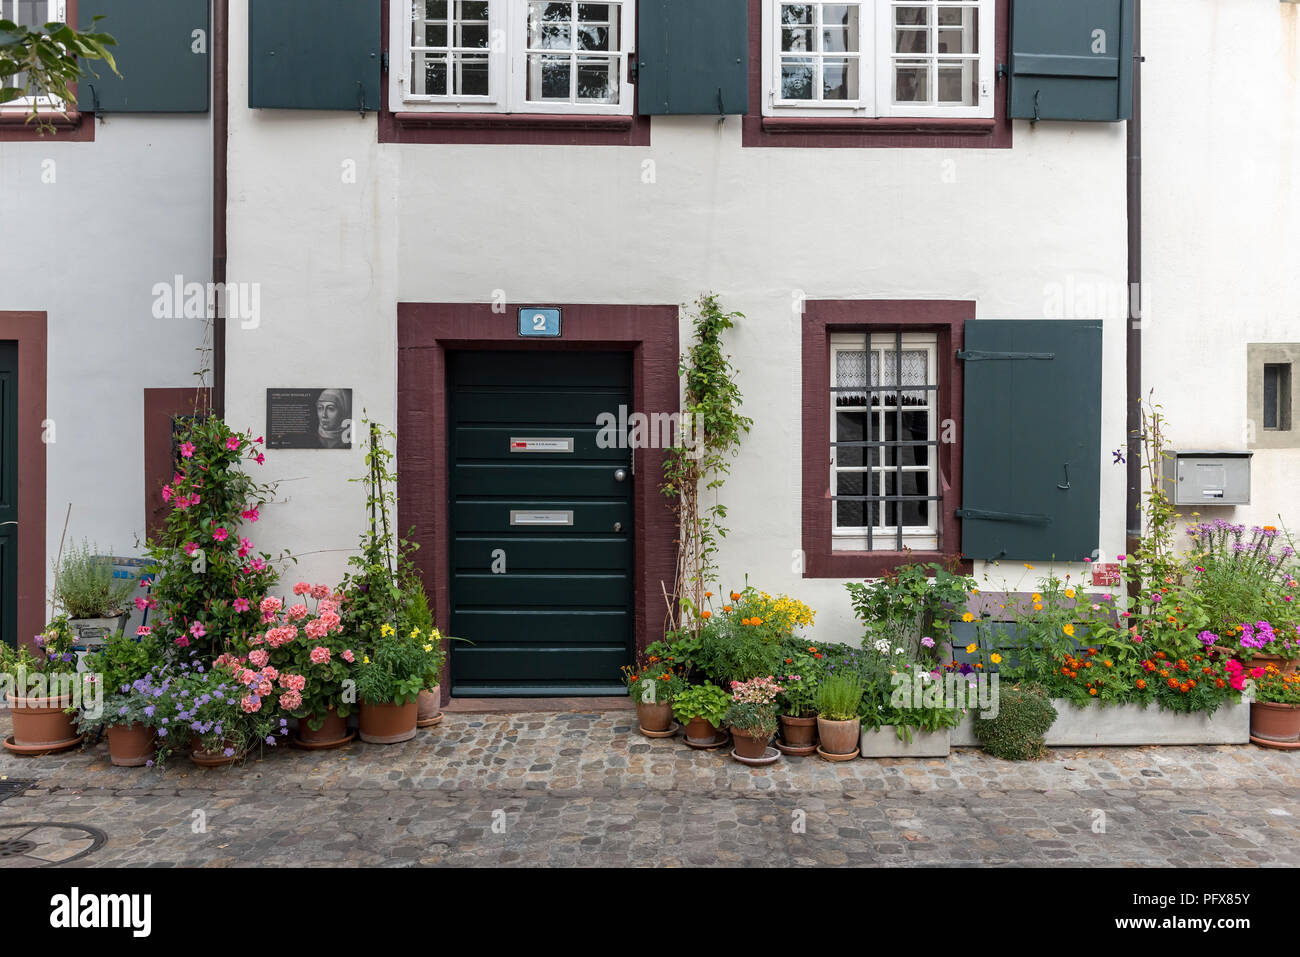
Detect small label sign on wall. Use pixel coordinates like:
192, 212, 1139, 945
519, 308, 561, 337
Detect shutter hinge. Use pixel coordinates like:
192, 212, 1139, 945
956, 507, 1052, 526
996, 62, 1009, 80
956, 350, 1056, 361
629, 52, 637, 81
382, 51, 390, 72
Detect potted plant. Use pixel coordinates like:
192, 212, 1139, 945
671, 682, 730, 744
0, 617, 83, 754
1247, 661, 1300, 744
253, 585, 358, 748
724, 676, 783, 761
777, 650, 820, 748
622, 652, 688, 734
354, 626, 427, 744
52, 540, 133, 647
77, 627, 161, 766
167, 656, 287, 766
814, 672, 864, 759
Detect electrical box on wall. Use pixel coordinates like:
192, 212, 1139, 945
1162, 451, 1253, 506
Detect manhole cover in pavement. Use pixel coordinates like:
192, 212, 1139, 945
0, 823, 106, 867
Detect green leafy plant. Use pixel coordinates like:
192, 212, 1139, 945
777, 651, 820, 717
661, 295, 753, 636
0, 616, 78, 678
972, 682, 1057, 760
694, 585, 815, 686
812, 672, 864, 721
620, 652, 688, 706
0, 14, 117, 131
81, 628, 159, 701
354, 626, 430, 706
723, 675, 784, 738
845, 559, 973, 665
671, 682, 730, 728
52, 540, 133, 619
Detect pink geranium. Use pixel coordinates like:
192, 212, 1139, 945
279, 690, 303, 711
287, 603, 309, 621
292, 582, 311, 596
342, 650, 355, 663
248, 649, 269, 668
309, 646, 331, 665
241, 695, 261, 713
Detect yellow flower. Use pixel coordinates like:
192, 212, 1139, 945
1032, 593, 1043, 602
962, 612, 974, 623
966, 643, 977, 654
1064, 588, 1076, 599
1033, 603, 1043, 611
380, 624, 394, 637
423, 644, 433, 652
1063, 624, 1075, 637
411, 627, 422, 638
363, 656, 370, 664
1024, 563, 1034, 570
990, 653, 1002, 664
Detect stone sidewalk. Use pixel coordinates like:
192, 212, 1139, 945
1, 711, 1297, 866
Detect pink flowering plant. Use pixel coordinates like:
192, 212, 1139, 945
156, 657, 287, 761
723, 676, 784, 738
245, 584, 358, 731
142, 415, 290, 659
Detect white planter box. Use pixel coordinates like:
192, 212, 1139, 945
952, 698, 1250, 747
859, 726, 951, 758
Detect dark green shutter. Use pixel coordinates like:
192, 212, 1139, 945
958, 320, 1102, 561
248, 0, 380, 111
1009, 0, 1133, 122
77, 0, 210, 113
637, 0, 748, 115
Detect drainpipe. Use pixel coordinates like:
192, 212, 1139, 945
1125, 0, 1142, 558
212, 0, 228, 417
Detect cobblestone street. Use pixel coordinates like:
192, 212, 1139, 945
1, 711, 1297, 867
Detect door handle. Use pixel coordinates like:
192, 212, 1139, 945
613, 468, 627, 483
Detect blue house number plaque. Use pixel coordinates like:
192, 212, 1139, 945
519, 308, 561, 338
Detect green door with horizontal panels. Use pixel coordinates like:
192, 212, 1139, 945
448, 351, 633, 696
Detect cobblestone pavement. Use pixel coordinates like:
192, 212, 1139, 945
0, 712, 1297, 866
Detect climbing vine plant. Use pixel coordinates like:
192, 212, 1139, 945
661, 294, 753, 636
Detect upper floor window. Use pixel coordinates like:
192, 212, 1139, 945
0, 0, 65, 109
395, 0, 634, 115
765, 0, 994, 119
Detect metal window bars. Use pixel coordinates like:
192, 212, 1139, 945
830, 330, 941, 552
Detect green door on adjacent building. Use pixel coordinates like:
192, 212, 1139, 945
448, 351, 634, 696
0, 342, 17, 648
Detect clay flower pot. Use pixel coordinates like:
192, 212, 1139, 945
1250, 701, 1300, 742
683, 716, 721, 744
779, 714, 818, 747
637, 700, 674, 733
5, 693, 80, 750
730, 727, 772, 759
816, 716, 862, 755
295, 708, 352, 749
105, 723, 156, 767
359, 700, 418, 744
417, 688, 441, 722
190, 747, 240, 768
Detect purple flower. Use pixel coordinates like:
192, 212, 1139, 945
266, 736, 275, 745
222, 747, 235, 757
1198, 631, 1218, 648
921, 636, 935, 648
157, 728, 168, 738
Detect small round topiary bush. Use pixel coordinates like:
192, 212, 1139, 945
973, 682, 1058, 761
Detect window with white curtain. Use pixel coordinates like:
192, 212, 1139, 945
396, 0, 633, 115
767, 0, 994, 119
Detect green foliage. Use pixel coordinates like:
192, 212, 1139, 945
354, 627, 430, 706
812, 672, 864, 721
845, 559, 973, 665
53, 540, 133, 619
661, 295, 753, 635
82, 630, 159, 698
694, 585, 815, 686
0, 616, 77, 676
620, 651, 688, 705
670, 682, 730, 727
0, 15, 117, 131
722, 676, 783, 738
973, 682, 1057, 760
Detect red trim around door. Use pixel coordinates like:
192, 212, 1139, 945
143, 387, 211, 541
397, 303, 679, 703
0, 312, 47, 647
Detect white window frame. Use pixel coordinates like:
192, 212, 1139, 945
1, 0, 66, 111
764, 0, 994, 120
830, 332, 939, 552
392, 0, 634, 116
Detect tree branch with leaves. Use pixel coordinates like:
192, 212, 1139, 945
0, 13, 116, 131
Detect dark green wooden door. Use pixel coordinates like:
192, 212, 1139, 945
0, 342, 17, 649
449, 351, 633, 696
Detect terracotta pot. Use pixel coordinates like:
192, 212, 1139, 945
190, 747, 240, 768
730, 727, 772, 759
817, 716, 862, 755
417, 687, 441, 722
297, 708, 349, 745
359, 700, 418, 744
779, 714, 818, 747
637, 700, 674, 732
6, 693, 79, 748
683, 716, 721, 743
1250, 701, 1300, 742
105, 723, 156, 767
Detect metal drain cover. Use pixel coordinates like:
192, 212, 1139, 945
0, 823, 106, 867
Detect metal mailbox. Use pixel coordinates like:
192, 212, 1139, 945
1162, 451, 1253, 506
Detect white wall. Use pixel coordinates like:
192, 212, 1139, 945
0, 113, 212, 603
224, 0, 1130, 645
1143, 0, 1300, 531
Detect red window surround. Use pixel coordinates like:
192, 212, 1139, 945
743, 0, 1012, 150
801, 299, 971, 579
143, 388, 211, 541
0, 0, 94, 143
377, 0, 651, 147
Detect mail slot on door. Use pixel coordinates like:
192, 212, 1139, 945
1162, 450, 1252, 506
